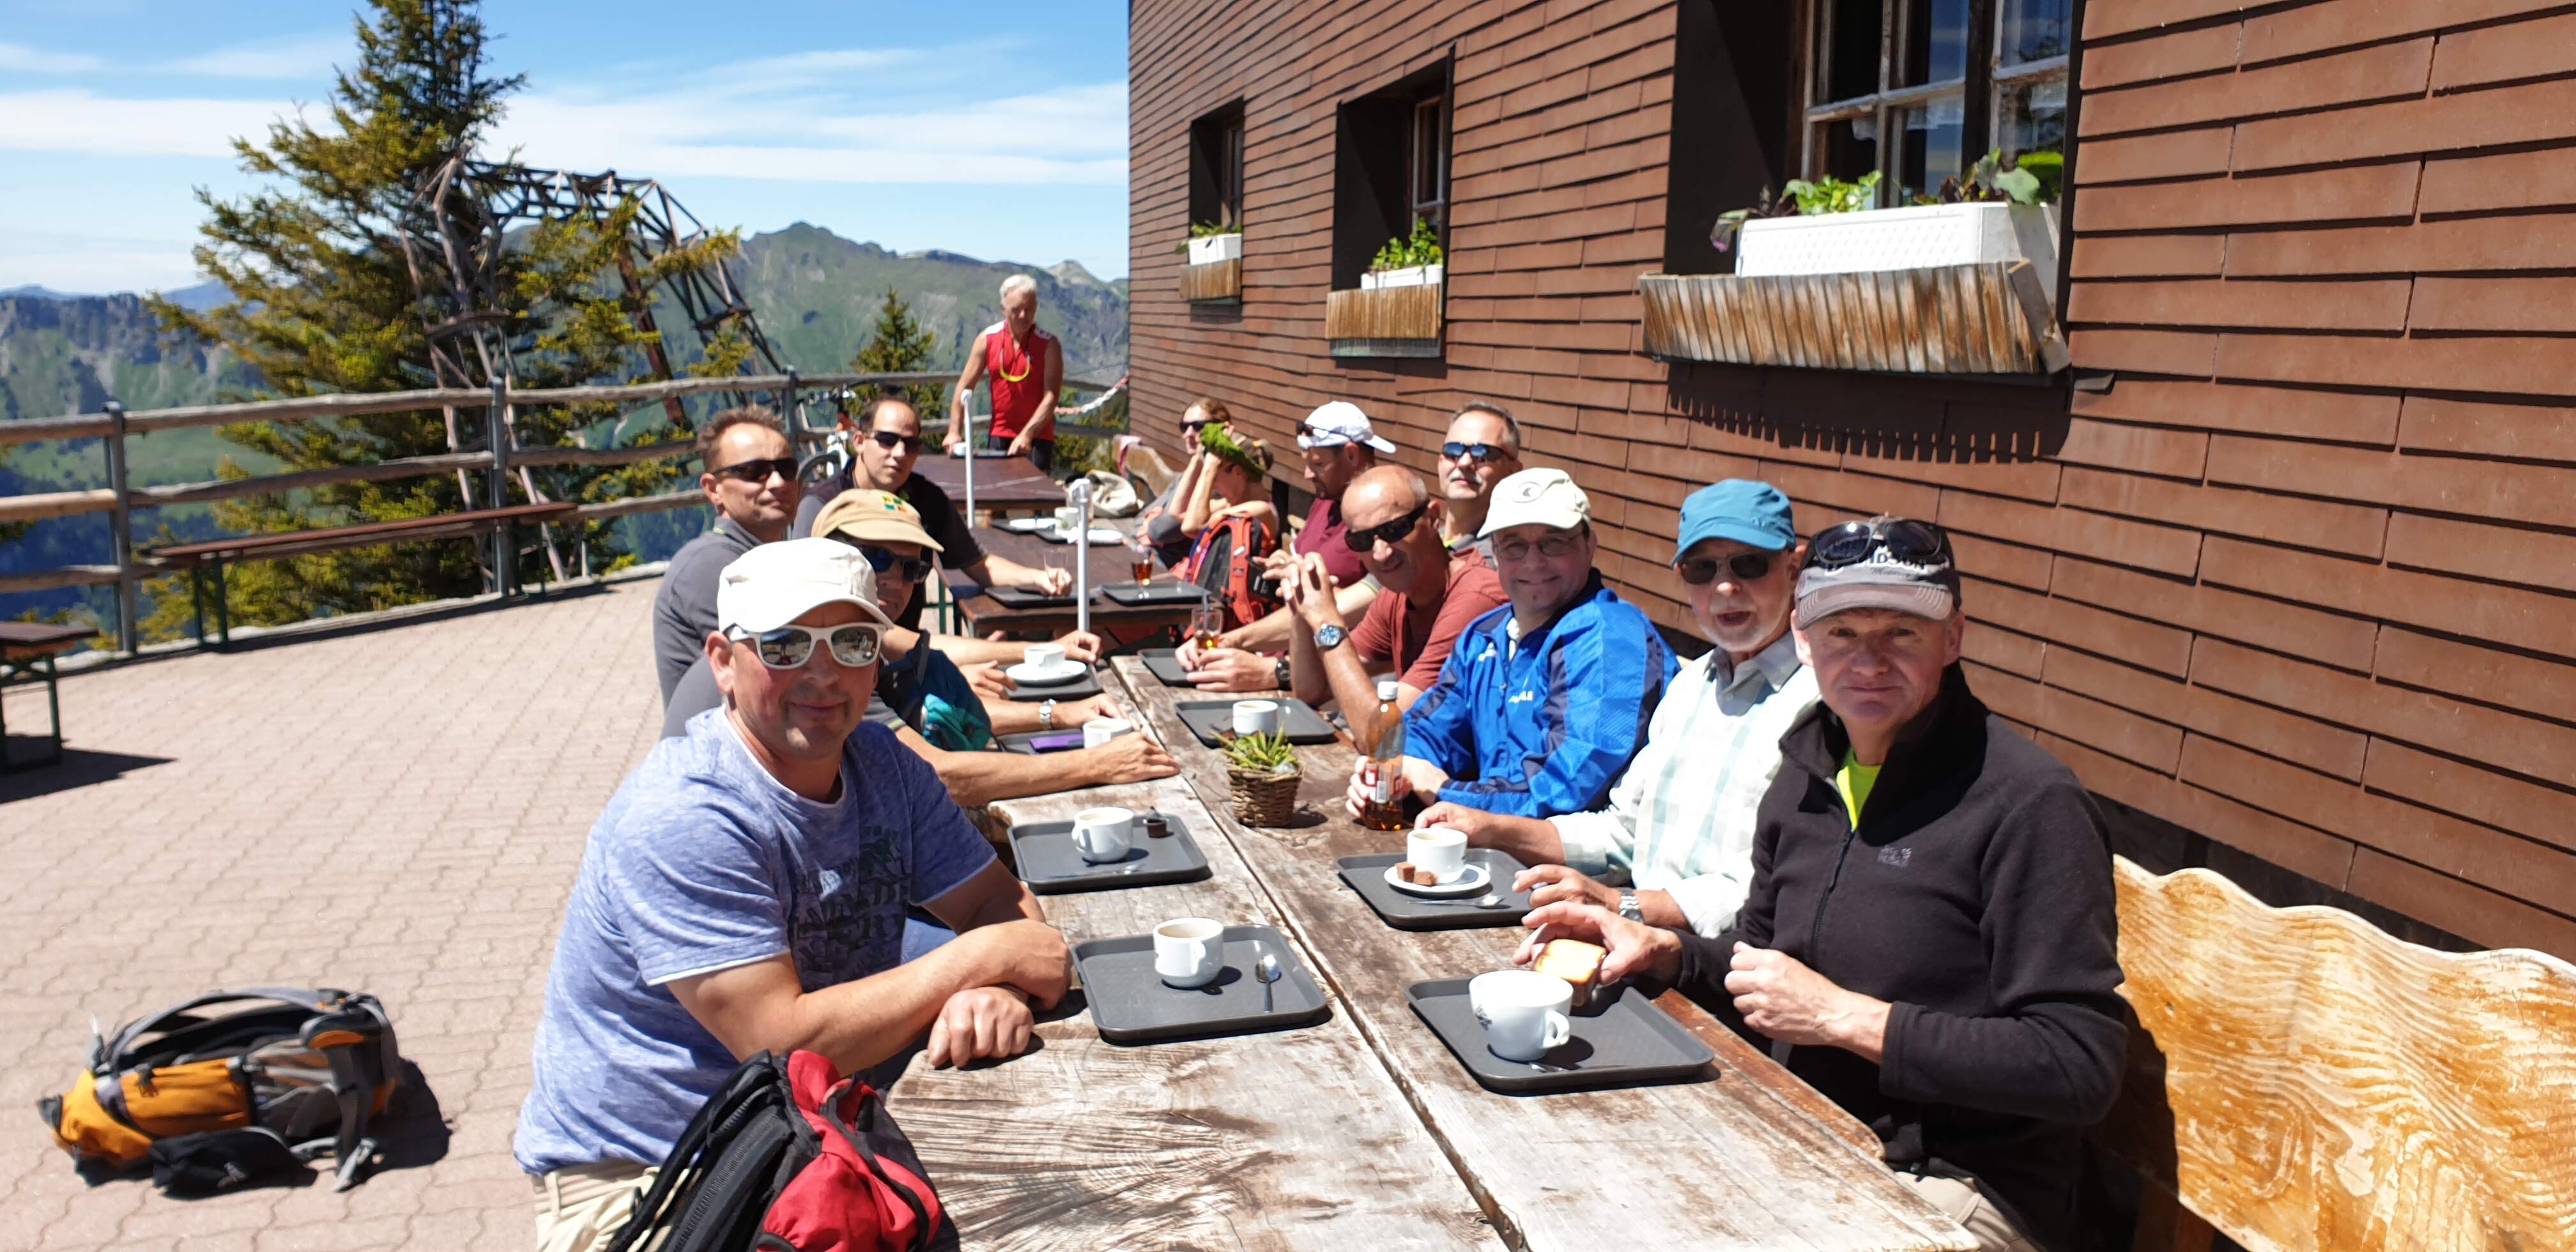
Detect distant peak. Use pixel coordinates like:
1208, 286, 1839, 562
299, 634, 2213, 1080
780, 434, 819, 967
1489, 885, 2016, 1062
1046, 259, 1105, 289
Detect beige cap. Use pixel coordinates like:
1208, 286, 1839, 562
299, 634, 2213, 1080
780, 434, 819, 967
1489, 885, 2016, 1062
809, 488, 944, 551
1478, 468, 1591, 537
715, 538, 896, 634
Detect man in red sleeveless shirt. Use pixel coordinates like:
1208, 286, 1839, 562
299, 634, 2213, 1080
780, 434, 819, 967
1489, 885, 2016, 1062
946, 274, 1064, 472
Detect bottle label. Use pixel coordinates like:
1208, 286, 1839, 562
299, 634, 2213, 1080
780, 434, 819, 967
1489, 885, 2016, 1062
1365, 761, 1394, 805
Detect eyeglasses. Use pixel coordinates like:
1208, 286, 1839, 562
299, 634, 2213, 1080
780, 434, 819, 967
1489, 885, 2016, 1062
1343, 503, 1430, 552
868, 431, 925, 455
854, 544, 933, 583
1805, 519, 1951, 570
1440, 441, 1510, 463
1491, 528, 1588, 563
1676, 552, 1775, 586
724, 622, 882, 669
710, 455, 797, 484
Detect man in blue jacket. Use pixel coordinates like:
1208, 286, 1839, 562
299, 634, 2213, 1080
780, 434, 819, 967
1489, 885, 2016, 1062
1348, 468, 1675, 820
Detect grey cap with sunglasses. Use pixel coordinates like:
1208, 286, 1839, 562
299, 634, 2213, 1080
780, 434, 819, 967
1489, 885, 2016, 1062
1792, 517, 1961, 628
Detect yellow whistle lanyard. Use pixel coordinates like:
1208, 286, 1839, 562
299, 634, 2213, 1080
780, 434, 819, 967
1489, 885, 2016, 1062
992, 332, 1034, 384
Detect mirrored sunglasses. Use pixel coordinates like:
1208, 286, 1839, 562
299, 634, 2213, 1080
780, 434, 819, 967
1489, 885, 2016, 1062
1806, 519, 1949, 570
1440, 441, 1508, 463
726, 622, 882, 669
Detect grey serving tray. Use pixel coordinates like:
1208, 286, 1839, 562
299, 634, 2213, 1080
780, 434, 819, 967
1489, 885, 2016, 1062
1172, 698, 1338, 746
1337, 850, 1535, 931
1006, 811, 1210, 894
982, 586, 1077, 609
1002, 667, 1103, 701
1140, 647, 1194, 687
1073, 926, 1330, 1044
1102, 581, 1207, 607
1406, 977, 1716, 1094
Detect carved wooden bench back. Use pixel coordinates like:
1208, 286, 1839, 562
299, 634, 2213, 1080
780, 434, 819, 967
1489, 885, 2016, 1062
2099, 857, 2576, 1251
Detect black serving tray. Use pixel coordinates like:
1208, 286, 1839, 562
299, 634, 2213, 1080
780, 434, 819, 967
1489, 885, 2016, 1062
1073, 926, 1329, 1044
1006, 811, 1211, 894
1405, 978, 1715, 1094
1171, 698, 1338, 747
1337, 850, 1534, 930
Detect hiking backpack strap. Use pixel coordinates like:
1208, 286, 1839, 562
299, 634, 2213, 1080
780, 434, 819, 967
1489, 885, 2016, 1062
608, 1053, 795, 1252
816, 1079, 942, 1252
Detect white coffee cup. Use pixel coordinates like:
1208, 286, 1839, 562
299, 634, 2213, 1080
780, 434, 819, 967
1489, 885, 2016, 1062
1407, 825, 1469, 884
1153, 917, 1227, 988
1053, 505, 1084, 533
1232, 699, 1284, 737
1083, 717, 1133, 750
1023, 642, 1067, 673
1470, 969, 1574, 1062
1070, 806, 1134, 864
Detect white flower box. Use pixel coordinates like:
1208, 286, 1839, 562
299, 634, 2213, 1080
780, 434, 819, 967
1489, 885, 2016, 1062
1360, 263, 1444, 290
1186, 233, 1242, 266
1738, 202, 2060, 295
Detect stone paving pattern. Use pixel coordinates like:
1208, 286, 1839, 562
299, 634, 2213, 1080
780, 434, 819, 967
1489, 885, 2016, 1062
0, 581, 668, 1251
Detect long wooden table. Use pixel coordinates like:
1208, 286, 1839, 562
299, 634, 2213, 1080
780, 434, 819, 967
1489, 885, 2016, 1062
914, 452, 1064, 517
942, 526, 1201, 639
1108, 657, 1977, 1251
884, 675, 1504, 1249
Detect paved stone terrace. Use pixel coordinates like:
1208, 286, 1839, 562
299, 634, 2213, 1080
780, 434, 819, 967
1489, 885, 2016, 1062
0, 581, 668, 1251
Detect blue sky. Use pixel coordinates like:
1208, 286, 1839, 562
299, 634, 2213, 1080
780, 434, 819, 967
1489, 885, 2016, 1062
0, 0, 1131, 294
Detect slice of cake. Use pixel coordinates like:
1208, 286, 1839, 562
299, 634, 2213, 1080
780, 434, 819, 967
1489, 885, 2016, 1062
1533, 938, 1607, 1007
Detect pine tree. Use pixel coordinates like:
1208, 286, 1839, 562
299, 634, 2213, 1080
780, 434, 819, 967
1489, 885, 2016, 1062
850, 287, 945, 419
143, 0, 742, 638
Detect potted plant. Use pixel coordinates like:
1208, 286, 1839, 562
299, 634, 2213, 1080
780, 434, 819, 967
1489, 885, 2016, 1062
1220, 729, 1302, 826
1720, 154, 2060, 292
1360, 218, 1445, 289
1183, 218, 1241, 266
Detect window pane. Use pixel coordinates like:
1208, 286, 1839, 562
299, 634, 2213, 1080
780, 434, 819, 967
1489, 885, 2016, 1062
1821, 0, 1883, 102
1411, 96, 1445, 222
1998, 0, 2072, 65
2001, 79, 2067, 158
1223, 117, 1246, 223
1814, 116, 1880, 185
1901, 0, 1970, 87
1896, 94, 1965, 201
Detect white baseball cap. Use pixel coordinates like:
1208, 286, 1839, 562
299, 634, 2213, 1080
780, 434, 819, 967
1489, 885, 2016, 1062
1478, 468, 1591, 537
716, 538, 896, 634
1298, 401, 1397, 454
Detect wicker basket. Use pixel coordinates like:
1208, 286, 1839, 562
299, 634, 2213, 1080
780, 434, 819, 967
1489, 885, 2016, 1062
1226, 765, 1303, 827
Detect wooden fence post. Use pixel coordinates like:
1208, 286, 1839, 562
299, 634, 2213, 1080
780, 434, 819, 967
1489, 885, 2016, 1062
488, 378, 512, 597
103, 401, 137, 654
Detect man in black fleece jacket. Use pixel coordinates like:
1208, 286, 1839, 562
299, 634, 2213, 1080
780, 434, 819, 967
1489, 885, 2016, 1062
1518, 517, 2126, 1251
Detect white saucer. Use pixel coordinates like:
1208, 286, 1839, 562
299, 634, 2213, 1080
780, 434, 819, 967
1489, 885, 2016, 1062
1384, 862, 1491, 898
1008, 660, 1089, 685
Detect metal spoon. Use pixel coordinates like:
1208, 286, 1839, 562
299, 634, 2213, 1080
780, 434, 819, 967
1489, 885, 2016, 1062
1256, 949, 1282, 1013
1431, 893, 1507, 908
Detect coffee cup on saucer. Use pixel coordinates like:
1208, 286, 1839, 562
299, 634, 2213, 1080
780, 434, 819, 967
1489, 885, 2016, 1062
1469, 969, 1573, 1062
1406, 826, 1469, 884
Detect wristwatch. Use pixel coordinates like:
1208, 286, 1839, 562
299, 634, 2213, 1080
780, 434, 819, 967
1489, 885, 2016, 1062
1618, 892, 1643, 922
1273, 655, 1294, 688
1039, 698, 1057, 731
1313, 623, 1347, 651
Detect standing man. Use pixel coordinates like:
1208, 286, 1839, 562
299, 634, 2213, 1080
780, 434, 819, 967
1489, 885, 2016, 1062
797, 395, 1074, 630
523, 538, 1070, 1249
1418, 480, 1816, 938
1351, 468, 1675, 819
1434, 402, 1525, 549
947, 274, 1062, 472
1515, 517, 2126, 1252
652, 407, 801, 704
1282, 465, 1507, 746
1185, 399, 1392, 680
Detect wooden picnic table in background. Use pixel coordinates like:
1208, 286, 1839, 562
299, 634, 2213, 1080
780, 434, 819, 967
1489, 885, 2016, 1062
884, 673, 1503, 1250
940, 525, 1200, 639
1109, 657, 1978, 1251
914, 452, 1065, 517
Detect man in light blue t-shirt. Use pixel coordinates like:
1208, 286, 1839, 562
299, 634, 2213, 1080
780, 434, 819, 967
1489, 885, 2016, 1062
516, 537, 1070, 1251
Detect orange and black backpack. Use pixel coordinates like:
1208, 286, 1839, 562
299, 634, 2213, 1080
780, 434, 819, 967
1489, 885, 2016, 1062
1185, 512, 1282, 632
38, 988, 402, 1194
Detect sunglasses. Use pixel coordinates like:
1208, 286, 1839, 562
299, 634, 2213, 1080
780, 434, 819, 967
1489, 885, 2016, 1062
1440, 441, 1509, 463
1181, 419, 1213, 435
854, 544, 933, 582
1805, 519, 1951, 570
1344, 503, 1430, 553
711, 455, 797, 484
726, 622, 882, 670
868, 430, 926, 455
1676, 552, 1776, 586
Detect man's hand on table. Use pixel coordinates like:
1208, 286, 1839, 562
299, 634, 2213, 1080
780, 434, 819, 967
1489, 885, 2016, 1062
1515, 902, 1682, 986
1511, 864, 1623, 912
924, 986, 1034, 1069
962, 661, 1015, 703
1724, 944, 1891, 1062
997, 629, 1100, 663
1058, 693, 1119, 726
1008, 564, 1074, 597
1346, 756, 1447, 820
958, 917, 1073, 1009
1181, 645, 1275, 692
1083, 731, 1179, 783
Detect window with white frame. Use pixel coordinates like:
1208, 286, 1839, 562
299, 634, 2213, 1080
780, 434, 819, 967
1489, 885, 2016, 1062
1797, 0, 2069, 204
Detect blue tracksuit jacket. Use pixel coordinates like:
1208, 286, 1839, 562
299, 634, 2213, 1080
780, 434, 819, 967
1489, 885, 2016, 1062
1400, 573, 1677, 817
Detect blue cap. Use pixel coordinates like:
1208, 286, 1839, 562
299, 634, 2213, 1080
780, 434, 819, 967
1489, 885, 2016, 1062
1675, 480, 1796, 561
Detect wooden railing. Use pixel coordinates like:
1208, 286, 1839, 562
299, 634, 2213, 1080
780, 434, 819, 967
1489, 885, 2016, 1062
2, 369, 1119, 651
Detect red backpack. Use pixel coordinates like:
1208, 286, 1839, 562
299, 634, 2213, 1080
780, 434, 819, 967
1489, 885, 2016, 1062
1185, 512, 1282, 632
610, 1051, 953, 1252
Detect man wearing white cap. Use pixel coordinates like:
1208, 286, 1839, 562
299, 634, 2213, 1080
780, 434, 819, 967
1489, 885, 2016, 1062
1350, 467, 1676, 820
516, 537, 1070, 1246
1184, 398, 1393, 687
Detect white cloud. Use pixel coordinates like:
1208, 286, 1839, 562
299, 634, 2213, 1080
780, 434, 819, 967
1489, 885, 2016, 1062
0, 91, 310, 158
0, 41, 102, 73
163, 32, 349, 81
0, 229, 201, 294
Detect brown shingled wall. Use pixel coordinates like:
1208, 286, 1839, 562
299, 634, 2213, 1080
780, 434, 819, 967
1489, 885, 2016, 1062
1128, 0, 2576, 960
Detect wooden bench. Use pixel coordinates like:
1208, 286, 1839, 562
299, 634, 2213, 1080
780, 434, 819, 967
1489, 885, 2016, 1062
2099, 857, 2576, 1250
144, 501, 577, 647
0, 622, 94, 771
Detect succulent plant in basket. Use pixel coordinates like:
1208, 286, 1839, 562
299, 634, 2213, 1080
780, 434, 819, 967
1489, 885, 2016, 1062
1220, 731, 1303, 827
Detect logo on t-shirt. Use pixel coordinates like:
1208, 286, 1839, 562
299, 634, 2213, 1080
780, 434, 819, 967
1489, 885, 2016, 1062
818, 868, 844, 899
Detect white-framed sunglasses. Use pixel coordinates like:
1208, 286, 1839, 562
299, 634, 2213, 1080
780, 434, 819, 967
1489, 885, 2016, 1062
724, 622, 882, 669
